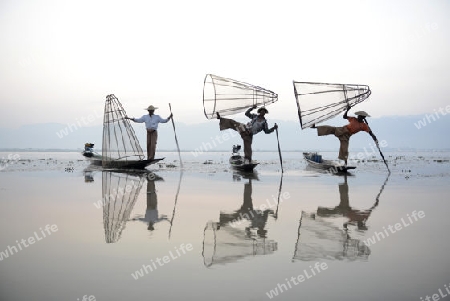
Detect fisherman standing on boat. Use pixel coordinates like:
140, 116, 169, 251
216, 105, 278, 164
126, 105, 172, 160
312, 105, 378, 166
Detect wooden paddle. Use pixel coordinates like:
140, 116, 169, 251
275, 125, 283, 173
169, 103, 183, 168
364, 119, 390, 172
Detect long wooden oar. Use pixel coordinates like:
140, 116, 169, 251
365, 119, 390, 172
169, 103, 183, 168
275, 125, 283, 173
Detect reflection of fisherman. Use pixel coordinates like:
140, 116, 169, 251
312, 105, 378, 166
219, 179, 272, 238
316, 175, 378, 231
132, 178, 168, 231
216, 105, 278, 164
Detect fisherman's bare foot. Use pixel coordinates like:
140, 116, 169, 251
216, 112, 221, 119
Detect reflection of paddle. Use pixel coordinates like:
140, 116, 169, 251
168, 171, 183, 239
169, 103, 183, 168
274, 173, 283, 220
364, 119, 390, 172
275, 126, 283, 173
374, 171, 391, 207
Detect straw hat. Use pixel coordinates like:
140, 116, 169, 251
145, 105, 158, 111
257, 107, 269, 114
354, 111, 370, 117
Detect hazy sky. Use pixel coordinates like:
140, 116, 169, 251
1, 0, 449, 128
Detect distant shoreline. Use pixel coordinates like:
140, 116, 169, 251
1, 148, 450, 152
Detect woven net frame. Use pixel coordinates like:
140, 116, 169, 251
293, 81, 371, 129
203, 74, 278, 119
102, 94, 145, 166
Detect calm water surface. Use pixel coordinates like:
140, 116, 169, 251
1, 151, 450, 301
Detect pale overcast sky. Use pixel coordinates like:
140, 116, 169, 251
0, 0, 448, 128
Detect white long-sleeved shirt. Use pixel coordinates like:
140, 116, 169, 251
133, 114, 169, 130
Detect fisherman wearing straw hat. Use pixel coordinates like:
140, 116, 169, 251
216, 105, 278, 164
311, 105, 378, 166
125, 105, 172, 160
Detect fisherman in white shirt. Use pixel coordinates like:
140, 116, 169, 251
125, 105, 172, 160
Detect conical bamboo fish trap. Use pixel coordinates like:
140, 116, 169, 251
203, 74, 278, 119
102, 94, 145, 168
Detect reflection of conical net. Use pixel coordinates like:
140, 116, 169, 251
293, 82, 371, 129
102, 94, 145, 167
203, 74, 278, 119
103, 171, 145, 243
293, 211, 370, 261
202, 221, 277, 267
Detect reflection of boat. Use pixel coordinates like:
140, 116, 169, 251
103, 171, 145, 243
293, 211, 370, 262
202, 177, 277, 267
229, 145, 258, 172
303, 152, 355, 173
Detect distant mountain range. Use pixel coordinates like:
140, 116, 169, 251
0, 114, 449, 152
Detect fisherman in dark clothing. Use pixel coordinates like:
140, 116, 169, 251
216, 105, 278, 164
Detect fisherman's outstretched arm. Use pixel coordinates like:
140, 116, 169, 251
263, 122, 278, 134
160, 114, 173, 123
125, 115, 145, 122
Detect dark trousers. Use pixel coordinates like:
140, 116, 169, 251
146, 129, 157, 160
219, 118, 253, 160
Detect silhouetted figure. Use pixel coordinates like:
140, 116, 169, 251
316, 175, 379, 231
131, 177, 168, 231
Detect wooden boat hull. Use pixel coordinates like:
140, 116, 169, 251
102, 158, 164, 169
303, 152, 355, 173
82, 151, 164, 169
229, 155, 258, 172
